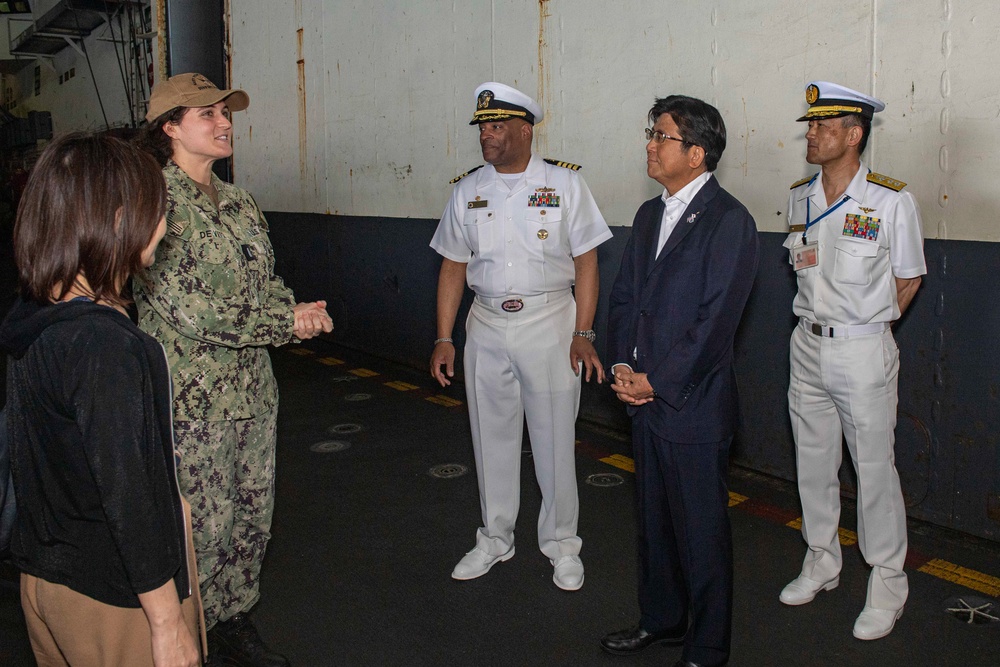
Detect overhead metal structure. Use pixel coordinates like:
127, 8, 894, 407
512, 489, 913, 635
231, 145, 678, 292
8, 0, 140, 60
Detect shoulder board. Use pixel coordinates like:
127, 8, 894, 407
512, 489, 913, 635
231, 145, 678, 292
867, 172, 906, 192
544, 158, 582, 171
790, 174, 817, 190
449, 165, 483, 184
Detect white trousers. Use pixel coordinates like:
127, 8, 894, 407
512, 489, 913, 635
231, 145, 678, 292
464, 290, 582, 560
788, 323, 908, 610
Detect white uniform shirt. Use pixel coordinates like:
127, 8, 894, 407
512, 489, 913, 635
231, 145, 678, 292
431, 154, 612, 298
784, 163, 926, 326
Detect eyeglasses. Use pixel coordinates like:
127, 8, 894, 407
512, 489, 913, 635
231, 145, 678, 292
645, 128, 685, 144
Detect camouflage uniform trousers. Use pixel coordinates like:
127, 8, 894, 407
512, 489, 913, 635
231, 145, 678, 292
174, 409, 277, 629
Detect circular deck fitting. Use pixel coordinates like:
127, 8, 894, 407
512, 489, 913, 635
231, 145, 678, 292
344, 393, 372, 402
944, 596, 999, 625
327, 423, 363, 435
310, 440, 351, 453
429, 463, 469, 479
585, 473, 624, 488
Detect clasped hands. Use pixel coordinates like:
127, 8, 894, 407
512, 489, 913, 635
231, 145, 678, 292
292, 300, 334, 340
611, 366, 656, 406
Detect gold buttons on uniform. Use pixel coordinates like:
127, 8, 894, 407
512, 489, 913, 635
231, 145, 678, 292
537, 229, 549, 240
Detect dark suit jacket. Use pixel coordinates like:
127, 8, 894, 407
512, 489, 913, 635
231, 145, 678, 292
607, 175, 759, 444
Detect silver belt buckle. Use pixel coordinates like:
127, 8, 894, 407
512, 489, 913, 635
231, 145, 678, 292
501, 298, 524, 312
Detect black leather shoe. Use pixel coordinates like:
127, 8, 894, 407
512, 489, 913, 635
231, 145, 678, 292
601, 623, 686, 655
209, 613, 290, 667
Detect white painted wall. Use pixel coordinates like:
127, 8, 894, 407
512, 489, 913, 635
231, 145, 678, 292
226, 0, 999, 240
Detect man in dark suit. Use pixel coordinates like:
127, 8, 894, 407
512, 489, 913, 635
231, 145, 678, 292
600, 96, 759, 667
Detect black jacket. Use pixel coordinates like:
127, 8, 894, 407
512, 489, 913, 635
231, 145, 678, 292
0, 297, 190, 607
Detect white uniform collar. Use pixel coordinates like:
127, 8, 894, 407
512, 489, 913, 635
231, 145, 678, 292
799, 161, 869, 207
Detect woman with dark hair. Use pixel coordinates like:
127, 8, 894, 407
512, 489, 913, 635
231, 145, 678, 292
135, 73, 332, 667
0, 132, 202, 666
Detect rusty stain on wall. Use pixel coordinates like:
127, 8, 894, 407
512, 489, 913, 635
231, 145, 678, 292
537, 0, 551, 154
297, 27, 307, 182
155, 0, 168, 83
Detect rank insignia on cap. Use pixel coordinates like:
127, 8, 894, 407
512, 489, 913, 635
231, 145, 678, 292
797, 81, 885, 122
470, 82, 543, 125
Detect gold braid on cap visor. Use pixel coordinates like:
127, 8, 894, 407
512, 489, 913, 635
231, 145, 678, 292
804, 105, 865, 118
473, 109, 529, 121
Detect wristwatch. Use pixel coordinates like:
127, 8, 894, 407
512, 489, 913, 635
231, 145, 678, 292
573, 329, 596, 343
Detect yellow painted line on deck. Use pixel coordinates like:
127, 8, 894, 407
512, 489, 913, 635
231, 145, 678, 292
785, 518, 858, 546
289, 348, 315, 356
919, 559, 1000, 598
384, 381, 419, 391
349, 367, 379, 377
317, 357, 345, 366
600, 454, 635, 473
425, 394, 463, 407
729, 492, 748, 508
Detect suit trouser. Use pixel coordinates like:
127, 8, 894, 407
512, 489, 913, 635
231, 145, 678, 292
463, 290, 582, 560
175, 410, 277, 628
633, 414, 733, 667
788, 324, 908, 611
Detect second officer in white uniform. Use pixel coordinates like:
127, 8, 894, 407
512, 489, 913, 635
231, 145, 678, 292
779, 81, 925, 641
430, 82, 612, 590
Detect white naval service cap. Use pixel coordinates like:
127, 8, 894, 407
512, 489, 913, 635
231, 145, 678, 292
797, 81, 885, 121
469, 82, 544, 126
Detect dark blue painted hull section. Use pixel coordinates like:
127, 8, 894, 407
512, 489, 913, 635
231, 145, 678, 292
267, 212, 1000, 542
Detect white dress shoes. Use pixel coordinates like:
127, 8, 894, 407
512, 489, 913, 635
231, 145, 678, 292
779, 574, 839, 605
853, 606, 903, 640
551, 554, 585, 591
451, 545, 515, 580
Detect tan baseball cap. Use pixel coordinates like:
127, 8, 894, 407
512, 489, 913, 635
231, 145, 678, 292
145, 72, 250, 123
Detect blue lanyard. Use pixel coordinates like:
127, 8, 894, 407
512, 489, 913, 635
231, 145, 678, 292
803, 195, 850, 243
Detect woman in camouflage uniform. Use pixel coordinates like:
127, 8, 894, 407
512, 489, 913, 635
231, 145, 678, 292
136, 74, 333, 667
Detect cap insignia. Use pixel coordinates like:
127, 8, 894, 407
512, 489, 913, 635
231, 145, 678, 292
477, 90, 494, 110
806, 84, 819, 104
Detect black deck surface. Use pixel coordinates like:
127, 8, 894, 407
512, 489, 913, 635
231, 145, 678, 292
2, 339, 999, 666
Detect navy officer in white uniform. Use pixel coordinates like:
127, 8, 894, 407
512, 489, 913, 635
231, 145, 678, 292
780, 81, 925, 640
430, 82, 612, 590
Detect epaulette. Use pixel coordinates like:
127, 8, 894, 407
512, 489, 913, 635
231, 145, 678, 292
544, 158, 582, 171
867, 172, 906, 192
166, 209, 190, 237
790, 174, 817, 190
449, 165, 483, 184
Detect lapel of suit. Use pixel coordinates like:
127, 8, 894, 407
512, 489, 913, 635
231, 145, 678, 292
651, 175, 720, 271
639, 197, 665, 279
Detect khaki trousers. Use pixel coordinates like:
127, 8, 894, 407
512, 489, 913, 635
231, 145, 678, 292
20, 498, 206, 666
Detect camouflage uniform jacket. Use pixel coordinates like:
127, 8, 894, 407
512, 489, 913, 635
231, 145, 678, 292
136, 162, 297, 422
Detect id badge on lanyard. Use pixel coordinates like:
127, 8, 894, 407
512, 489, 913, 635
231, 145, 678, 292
795, 195, 849, 272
